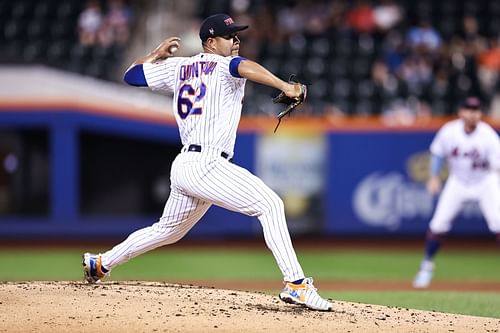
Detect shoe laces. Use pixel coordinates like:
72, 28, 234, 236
302, 277, 318, 292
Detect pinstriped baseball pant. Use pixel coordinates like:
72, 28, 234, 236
102, 147, 305, 282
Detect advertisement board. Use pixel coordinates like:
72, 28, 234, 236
326, 132, 491, 236
256, 131, 326, 234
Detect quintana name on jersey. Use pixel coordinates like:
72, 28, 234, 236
179, 61, 217, 81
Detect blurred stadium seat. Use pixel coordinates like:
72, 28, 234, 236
0, 0, 128, 80
2, 0, 500, 116
193, 0, 500, 116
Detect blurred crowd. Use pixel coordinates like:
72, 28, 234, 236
197, 0, 500, 120
0, 0, 134, 81
3, 0, 500, 119
78, 0, 133, 48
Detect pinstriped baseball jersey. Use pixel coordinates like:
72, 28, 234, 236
143, 53, 245, 157
100, 52, 306, 283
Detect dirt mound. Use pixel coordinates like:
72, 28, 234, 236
0, 281, 498, 333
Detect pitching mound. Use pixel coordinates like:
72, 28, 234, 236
0, 281, 498, 333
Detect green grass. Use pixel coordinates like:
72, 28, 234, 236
327, 291, 500, 319
0, 248, 499, 318
1, 249, 499, 281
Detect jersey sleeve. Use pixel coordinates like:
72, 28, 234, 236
429, 126, 447, 157
217, 56, 246, 92
487, 126, 500, 170
142, 58, 181, 93
218, 56, 246, 78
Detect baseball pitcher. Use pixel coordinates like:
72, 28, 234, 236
82, 13, 331, 311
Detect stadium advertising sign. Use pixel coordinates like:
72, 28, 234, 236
326, 132, 489, 236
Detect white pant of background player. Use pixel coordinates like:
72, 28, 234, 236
101, 146, 305, 283
413, 172, 500, 288
429, 173, 500, 234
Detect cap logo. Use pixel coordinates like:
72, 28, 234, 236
224, 17, 234, 25
209, 28, 214, 35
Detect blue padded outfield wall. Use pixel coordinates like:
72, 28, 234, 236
326, 132, 491, 237
0, 108, 495, 240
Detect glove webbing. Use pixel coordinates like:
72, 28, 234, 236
273, 75, 307, 133
273, 99, 302, 133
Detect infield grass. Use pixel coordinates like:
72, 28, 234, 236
0, 248, 499, 318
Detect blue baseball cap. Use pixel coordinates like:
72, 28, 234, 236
460, 96, 481, 110
199, 14, 248, 42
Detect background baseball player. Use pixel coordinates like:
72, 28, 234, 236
413, 96, 500, 288
82, 13, 331, 311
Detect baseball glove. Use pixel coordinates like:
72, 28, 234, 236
272, 74, 307, 132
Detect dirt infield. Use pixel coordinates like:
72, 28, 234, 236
1, 281, 499, 333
